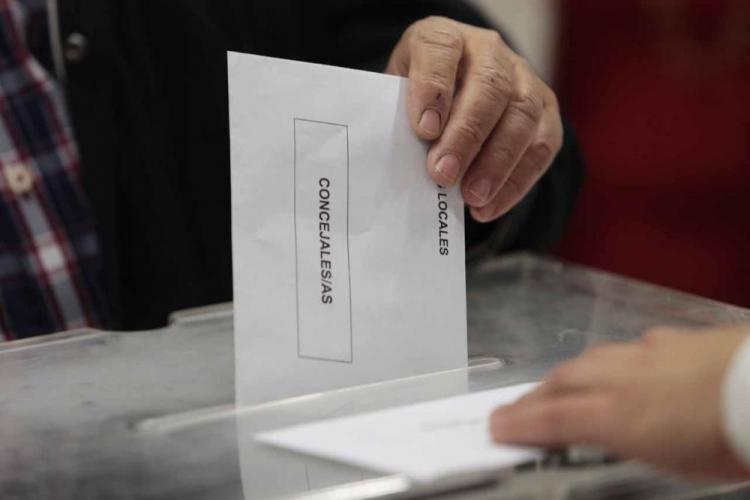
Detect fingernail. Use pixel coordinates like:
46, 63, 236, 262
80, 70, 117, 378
434, 154, 461, 184
468, 178, 492, 205
419, 109, 441, 136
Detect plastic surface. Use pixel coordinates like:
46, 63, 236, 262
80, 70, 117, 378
2, 254, 750, 499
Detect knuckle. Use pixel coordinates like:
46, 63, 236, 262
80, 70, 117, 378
510, 59, 547, 120
420, 15, 449, 27
417, 73, 454, 99
512, 93, 544, 127
410, 17, 433, 34
482, 28, 504, 47
454, 116, 487, 145
490, 140, 516, 166
545, 84, 560, 109
472, 64, 514, 100
412, 19, 463, 55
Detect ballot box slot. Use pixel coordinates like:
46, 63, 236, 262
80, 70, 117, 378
137, 357, 504, 436
167, 301, 233, 327
0, 327, 105, 355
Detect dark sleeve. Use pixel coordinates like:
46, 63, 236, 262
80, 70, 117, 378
290, 0, 586, 261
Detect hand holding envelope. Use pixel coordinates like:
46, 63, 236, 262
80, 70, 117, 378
228, 15, 565, 482
229, 53, 467, 405
388, 16, 563, 222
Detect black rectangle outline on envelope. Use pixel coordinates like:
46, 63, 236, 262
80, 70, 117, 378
293, 118, 353, 363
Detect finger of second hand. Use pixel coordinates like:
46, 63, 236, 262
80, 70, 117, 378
516, 344, 639, 401
490, 393, 610, 448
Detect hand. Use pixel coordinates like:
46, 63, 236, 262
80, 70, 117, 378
386, 16, 562, 222
490, 326, 750, 479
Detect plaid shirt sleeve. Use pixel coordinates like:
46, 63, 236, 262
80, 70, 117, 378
0, 0, 109, 340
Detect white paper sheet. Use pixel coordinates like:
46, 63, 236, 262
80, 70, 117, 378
228, 52, 467, 405
256, 382, 543, 483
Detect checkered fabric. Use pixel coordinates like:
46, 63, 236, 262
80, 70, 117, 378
0, 0, 109, 340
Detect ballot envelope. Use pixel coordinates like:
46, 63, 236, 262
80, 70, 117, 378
2, 254, 750, 499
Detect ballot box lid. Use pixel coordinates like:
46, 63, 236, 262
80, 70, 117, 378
2, 253, 749, 499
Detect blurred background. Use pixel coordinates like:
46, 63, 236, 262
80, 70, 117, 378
474, 0, 750, 308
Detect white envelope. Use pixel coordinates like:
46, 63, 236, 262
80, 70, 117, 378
228, 52, 468, 405
257, 382, 543, 483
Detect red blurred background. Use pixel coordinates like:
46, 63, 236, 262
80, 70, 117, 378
553, 0, 750, 307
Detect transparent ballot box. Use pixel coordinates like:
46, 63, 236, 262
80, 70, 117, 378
2, 254, 750, 499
